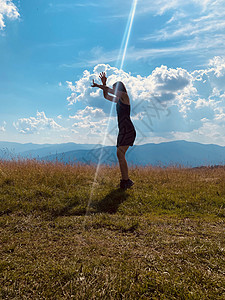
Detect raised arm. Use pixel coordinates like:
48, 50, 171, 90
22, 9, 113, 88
100, 85, 126, 99
95, 83, 126, 99
100, 84, 119, 103
91, 79, 119, 103
99, 72, 119, 103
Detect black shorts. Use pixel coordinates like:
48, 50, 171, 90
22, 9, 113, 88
116, 129, 136, 147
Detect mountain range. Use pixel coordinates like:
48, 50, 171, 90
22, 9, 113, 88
1, 140, 225, 168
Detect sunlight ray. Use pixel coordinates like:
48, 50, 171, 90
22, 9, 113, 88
86, 0, 138, 215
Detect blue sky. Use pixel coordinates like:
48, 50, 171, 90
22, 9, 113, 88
1, 0, 225, 146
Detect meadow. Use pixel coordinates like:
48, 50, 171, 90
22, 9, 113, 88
0, 159, 224, 299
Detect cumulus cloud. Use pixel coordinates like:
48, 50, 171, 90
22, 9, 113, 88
152, 66, 191, 90
65, 63, 196, 146
69, 105, 115, 138
71, 114, 114, 139
66, 63, 194, 114
208, 56, 225, 78
65, 57, 225, 145
168, 58, 225, 145
72, 117, 109, 135
0, 0, 20, 30
192, 56, 225, 93
171, 117, 225, 146
13, 111, 65, 134
193, 56, 225, 79
0, 121, 6, 132
70, 106, 106, 119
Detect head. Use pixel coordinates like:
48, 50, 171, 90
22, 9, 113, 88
112, 81, 127, 93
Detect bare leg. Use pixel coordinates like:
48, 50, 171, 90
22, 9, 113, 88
117, 145, 129, 180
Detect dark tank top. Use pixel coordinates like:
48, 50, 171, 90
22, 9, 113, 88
116, 98, 135, 134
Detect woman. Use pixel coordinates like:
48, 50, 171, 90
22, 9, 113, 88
91, 72, 136, 189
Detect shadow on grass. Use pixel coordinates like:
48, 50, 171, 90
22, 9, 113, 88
95, 188, 129, 214
50, 188, 129, 218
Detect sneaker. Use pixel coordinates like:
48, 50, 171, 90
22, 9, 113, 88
120, 179, 126, 189
125, 178, 134, 189
120, 178, 134, 190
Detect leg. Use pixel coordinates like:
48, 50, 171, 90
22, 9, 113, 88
117, 145, 129, 180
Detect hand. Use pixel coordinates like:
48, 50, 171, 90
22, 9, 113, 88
91, 79, 98, 87
99, 72, 107, 85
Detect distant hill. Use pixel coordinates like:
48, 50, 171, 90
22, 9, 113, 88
19, 143, 102, 159
126, 140, 225, 167
0, 141, 50, 154
0, 142, 102, 160
1, 140, 225, 167
41, 140, 225, 168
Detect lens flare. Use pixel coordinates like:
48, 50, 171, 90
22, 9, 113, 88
86, 0, 138, 215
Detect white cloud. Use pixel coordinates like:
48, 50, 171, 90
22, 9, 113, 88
171, 117, 225, 146
65, 63, 196, 145
143, 16, 225, 42
0, 121, 6, 132
0, 0, 19, 30
71, 115, 113, 137
69, 105, 113, 137
13, 111, 65, 134
166, 59, 225, 146
70, 106, 106, 119
208, 56, 225, 77
61, 42, 203, 69
66, 92, 77, 105
151, 65, 193, 92
65, 57, 225, 145
100, 0, 223, 20
66, 70, 94, 105
137, 0, 225, 63
192, 56, 225, 93
66, 63, 195, 118
62, 54, 225, 145
136, 0, 225, 18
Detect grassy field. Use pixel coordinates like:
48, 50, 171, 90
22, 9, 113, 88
0, 159, 225, 299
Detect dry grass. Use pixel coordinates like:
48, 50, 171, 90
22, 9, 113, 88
0, 159, 225, 299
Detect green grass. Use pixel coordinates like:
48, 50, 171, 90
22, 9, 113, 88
0, 159, 225, 299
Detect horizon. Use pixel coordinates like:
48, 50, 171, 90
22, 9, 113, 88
0, 139, 224, 148
1, 1, 225, 147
